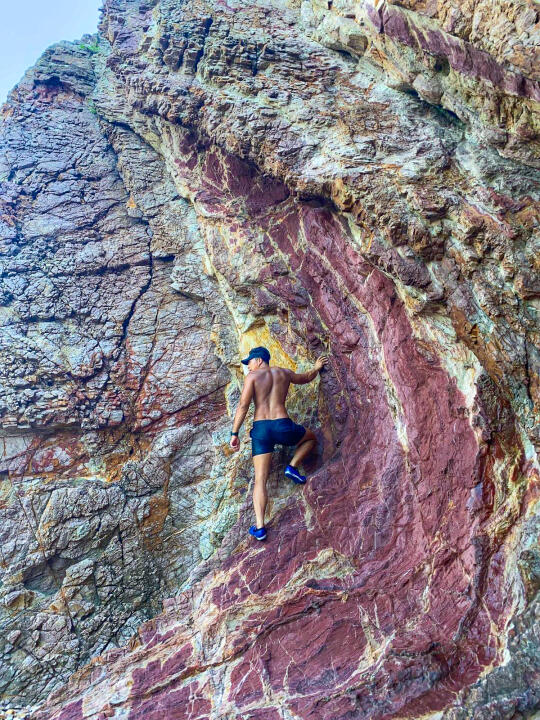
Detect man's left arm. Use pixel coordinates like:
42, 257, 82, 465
231, 375, 254, 435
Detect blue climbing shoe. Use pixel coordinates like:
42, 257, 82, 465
249, 525, 267, 541
285, 464, 307, 484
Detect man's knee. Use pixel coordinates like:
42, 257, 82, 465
253, 455, 272, 480
299, 428, 317, 445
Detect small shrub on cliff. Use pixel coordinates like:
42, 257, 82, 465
79, 42, 100, 54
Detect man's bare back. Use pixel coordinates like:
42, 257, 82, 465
250, 366, 291, 421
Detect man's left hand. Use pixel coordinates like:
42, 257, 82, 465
230, 435, 240, 451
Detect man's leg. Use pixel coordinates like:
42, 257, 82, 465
252, 451, 273, 528
290, 428, 317, 469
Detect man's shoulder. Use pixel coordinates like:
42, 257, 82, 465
250, 366, 289, 379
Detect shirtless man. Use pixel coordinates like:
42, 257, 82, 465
229, 345, 328, 541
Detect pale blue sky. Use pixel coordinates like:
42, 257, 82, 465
0, 0, 103, 105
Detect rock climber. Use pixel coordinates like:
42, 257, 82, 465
229, 345, 328, 541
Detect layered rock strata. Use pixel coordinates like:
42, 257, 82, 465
0, 0, 538, 717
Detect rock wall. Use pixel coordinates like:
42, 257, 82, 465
0, 0, 538, 717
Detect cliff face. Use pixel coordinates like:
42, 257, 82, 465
0, 0, 538, 717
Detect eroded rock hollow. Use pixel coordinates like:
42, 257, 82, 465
0, 0, 538, 717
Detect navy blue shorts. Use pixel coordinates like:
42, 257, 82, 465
250, 418, 307, 457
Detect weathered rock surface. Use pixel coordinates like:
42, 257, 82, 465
0, 0, 538, 717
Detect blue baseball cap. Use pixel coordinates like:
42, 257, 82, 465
241, 346, 270, 365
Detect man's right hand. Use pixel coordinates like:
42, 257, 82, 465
314, 354, 329, 372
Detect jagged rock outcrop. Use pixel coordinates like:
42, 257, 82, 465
0, 0, 538, 718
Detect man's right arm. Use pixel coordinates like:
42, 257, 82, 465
286, 367, 319, 385
286, 355, 328, 384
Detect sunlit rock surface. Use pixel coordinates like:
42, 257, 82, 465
0, 0, 538, 717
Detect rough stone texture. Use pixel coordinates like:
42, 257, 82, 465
305, 0, 540, 166
0, 0, 538, 717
